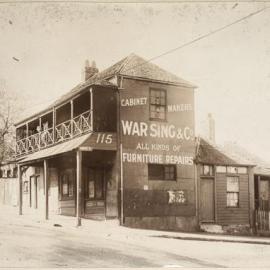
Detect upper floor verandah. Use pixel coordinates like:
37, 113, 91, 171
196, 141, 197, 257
15, 85, 117, 157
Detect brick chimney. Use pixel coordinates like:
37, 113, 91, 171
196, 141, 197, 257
84, 60, 99, 81
208, 113, 215, 144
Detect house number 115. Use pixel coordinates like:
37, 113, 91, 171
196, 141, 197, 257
96, 133, 113, 144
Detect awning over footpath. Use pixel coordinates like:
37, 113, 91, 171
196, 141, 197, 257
19, 132, 117, 165
19, 133, 91, 164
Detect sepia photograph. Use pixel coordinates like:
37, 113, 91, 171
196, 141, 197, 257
0, 0, 270, 268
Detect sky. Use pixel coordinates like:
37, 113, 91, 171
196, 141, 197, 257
0, 1, 270, 161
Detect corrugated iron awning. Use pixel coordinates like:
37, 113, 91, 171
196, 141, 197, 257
19, 133, 92, 164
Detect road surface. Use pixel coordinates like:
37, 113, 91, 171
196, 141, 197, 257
0, 213, 270, 268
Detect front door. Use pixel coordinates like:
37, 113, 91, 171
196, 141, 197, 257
84, 167, 106, 220
200, 178, 215, 222
260, 180, 270, 210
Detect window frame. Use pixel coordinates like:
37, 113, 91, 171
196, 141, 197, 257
149, 88, 167, 121
23, 180, 29, 193
226, 176, 240, 208
86, 168, 105, 200
201, 164, 214, 177
148, 164, 177, 181
59, 170, 75, 200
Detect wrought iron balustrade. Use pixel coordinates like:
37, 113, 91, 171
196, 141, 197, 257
72, 110, 91, 136
26, 133, 40, 153
40, 128, 54, 148
16, 110, 92, 156
55, 119, 72, 142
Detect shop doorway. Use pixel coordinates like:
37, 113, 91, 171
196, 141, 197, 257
200, 178, 215, 222
84, 167, 106, 220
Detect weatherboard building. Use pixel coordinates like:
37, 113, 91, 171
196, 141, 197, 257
12, 54, 198, 231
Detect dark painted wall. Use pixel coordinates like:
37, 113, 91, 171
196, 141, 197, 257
119, 77, 196, 222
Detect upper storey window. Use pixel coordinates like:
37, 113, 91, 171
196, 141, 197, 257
150, 88, 166, 121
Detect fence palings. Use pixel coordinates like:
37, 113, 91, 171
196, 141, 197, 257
255, 209, 270, 233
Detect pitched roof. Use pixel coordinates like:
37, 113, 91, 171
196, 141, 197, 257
16, 53, 196, 126
195, 138, 255, 166
116, 54, 196, 87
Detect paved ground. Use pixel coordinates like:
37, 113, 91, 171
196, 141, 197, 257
1, 206, 270, 268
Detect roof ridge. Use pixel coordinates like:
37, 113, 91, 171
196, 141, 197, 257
116, 53, 136, 74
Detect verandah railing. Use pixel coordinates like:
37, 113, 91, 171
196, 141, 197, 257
16, 110, 92, 156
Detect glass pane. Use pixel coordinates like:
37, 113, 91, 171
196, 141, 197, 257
216, 166, 226, 173
149, 164, 164, 180
227, 177, 239, 192
62, 183, 68, 195
227, 192, 239, 207
160, 97, 166, 106
23, 181, 29, 193
88, 181, 95, 199
150, 105, 157, 112
238, 167, 247, 174
160, 91, 165, 98
150, 96, 156, 104
203, 165, 210, 175
68, 176, 73, 197
227, 166, 238, 174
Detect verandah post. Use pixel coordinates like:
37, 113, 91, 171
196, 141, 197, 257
76, 150, 82, 226
18, 164, 22, 215
52, 107, 56, 143
89, 88, 93, 130
44, 159, 49, 220
70, 100, 74, 137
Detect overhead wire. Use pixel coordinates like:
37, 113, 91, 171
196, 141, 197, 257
8, 5, 270, 116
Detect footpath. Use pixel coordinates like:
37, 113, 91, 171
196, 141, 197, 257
1, 205, 270, 246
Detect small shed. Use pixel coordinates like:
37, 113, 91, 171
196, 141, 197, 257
195, 138, 255, 234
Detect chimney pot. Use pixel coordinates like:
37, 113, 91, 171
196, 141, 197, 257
84, 59, 99, 81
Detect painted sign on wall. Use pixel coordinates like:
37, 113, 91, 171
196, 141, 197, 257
168, 190, 186, 204
121, 120, 193, 141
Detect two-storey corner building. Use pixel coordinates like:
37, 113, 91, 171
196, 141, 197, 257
15, 53, 198, 231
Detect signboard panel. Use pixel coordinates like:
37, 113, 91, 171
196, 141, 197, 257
81, 132, 117, 151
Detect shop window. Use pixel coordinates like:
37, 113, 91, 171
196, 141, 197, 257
150, 88, 166, 121
87, 169, 104, 200
60, 173, 74, 199
23, 181, 29, 193
216, 166, 226, 173
227, 176, 239, 207
148, 164, 176, 181
201, 165, 214, 176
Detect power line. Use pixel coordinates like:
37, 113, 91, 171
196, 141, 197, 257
124, 5, 270, 73
10, 5, 270, 115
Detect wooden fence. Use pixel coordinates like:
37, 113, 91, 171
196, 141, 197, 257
254, 209, 270, 234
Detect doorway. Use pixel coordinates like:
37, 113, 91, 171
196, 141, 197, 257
260, 180, 270, 210
200, 178, 215, 222
84, 167, 106, 220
